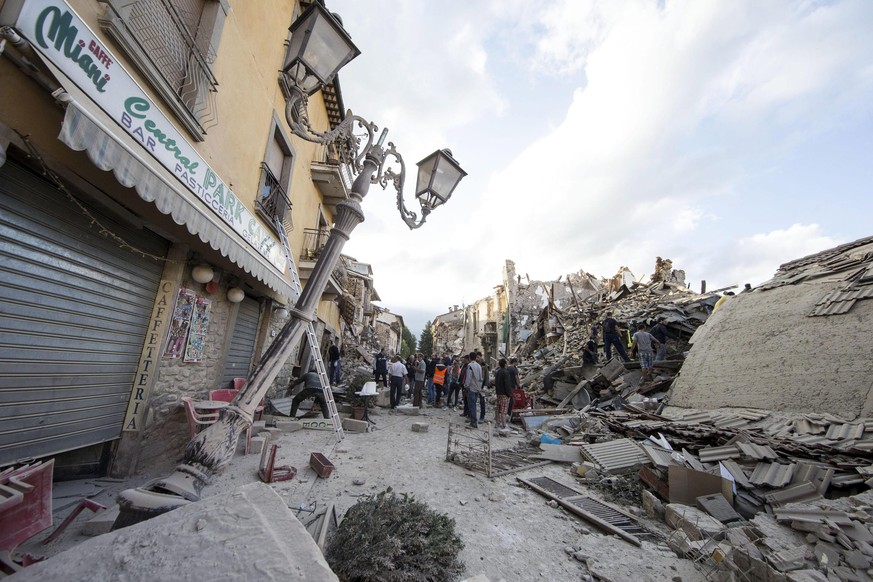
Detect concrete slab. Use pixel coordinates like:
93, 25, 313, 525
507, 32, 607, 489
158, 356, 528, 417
10, 483, 339, 581
342, 418, 370, 433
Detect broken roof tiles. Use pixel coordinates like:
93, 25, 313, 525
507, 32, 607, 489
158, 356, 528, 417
762, 482, 822, 507
749, 462, 795, 488
698, 445, 741, 462
825, 423, 865, 441
579, 438, 650, 474
736, 442, 779, 461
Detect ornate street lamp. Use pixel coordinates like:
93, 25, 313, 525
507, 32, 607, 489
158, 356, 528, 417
115, 4, 466, 525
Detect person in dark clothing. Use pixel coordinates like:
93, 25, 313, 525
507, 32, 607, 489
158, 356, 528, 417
328, 341, 341, 385
405, 355, 416, 398
494, 358, 513, 429
582, 337, 598, 365
426, 356, 438, 404
602, 311, 630, 362
650, 317, 675, 362
373, 348, 388, 388
288, 369, 329, 418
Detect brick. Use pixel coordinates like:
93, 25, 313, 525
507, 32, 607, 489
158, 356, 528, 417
342, 418, 370, 433
411, 422, 429, 433
275, 420, 302, 433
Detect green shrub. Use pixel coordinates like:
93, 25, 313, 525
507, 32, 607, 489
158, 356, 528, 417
325, 489, 465, 582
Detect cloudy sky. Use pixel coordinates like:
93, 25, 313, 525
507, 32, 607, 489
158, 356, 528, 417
329, 0, 873, 337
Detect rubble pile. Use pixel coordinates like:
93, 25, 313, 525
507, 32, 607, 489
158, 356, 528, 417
510, 370, 873, 579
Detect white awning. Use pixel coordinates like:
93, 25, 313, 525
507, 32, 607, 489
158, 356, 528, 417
40, 59, 294, 301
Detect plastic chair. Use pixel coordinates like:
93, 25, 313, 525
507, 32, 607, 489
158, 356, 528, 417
208, 389, 238, 403
181, 396, 220, 438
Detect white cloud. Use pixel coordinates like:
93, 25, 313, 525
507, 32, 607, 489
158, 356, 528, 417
326, 0, 873, 335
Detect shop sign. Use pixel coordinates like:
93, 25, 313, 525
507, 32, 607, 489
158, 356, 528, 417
13, 1, 286, 272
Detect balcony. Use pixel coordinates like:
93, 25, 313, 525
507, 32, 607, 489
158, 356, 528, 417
311, 143, 354, 215
297, 227, 342, 298
256, 163, 291, 232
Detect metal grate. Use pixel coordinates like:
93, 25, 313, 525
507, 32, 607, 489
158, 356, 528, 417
122, 0, 219, 131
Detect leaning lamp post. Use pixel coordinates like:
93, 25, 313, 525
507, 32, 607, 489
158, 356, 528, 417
116, 3, 466, 525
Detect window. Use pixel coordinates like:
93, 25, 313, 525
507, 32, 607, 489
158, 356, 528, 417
99, 0, 228, 140
257, 117, 295, 232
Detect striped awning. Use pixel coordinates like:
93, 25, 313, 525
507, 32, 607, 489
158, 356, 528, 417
43, 60, 294, 301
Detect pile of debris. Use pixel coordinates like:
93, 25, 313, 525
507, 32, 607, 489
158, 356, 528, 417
507, 261, 722, 413
507, 379, 873, 579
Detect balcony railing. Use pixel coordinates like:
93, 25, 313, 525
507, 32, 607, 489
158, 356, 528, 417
257, 163, 291, 231
302, 227, 330, 261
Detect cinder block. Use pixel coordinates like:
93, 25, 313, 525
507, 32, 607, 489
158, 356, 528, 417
396, 406, 420, 416
248, 436, 268, 456
411, 422, 429, 433
275, 420, 303, 433
342, 418, 370, 433
251, 420, 267, 435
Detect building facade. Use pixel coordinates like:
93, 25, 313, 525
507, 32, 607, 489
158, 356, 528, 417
0, 0, 353, 476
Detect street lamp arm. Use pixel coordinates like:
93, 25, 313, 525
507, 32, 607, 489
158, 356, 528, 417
283, 81, 378, 174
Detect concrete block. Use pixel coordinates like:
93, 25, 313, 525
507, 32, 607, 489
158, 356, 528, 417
411, 422, 429, 433
275, 420, 303, 433
82, 505, 119, 536
641, 489, 664, 520
396, 406, 420, 416
264, 427, 282, 439
375, 388, 391, 408
665, 503, 726, 541
248, 436, 268, 456
342, 418, 370, 433
250, 420, 267, 435
262, 414, 274, 426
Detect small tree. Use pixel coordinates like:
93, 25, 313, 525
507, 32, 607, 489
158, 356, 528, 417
326, 490, 464, 582
418, 321, 434, 356
400, 325, 417, 359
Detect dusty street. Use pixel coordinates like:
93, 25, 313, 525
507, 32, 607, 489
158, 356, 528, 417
22, 402, 707, 581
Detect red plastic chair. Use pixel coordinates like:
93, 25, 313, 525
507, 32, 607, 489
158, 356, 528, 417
181, 396, 220, 438
208, 389, 238, 403
223, 379, 264, 421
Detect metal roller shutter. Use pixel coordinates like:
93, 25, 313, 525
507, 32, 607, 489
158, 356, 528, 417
0, 161, 168, 466
220, 296, 260, 386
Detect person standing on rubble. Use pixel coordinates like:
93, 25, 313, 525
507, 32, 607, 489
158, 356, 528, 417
432, 359, 447, 408
650, 317, 675, 362
602, 311, 630, 362
405, 354, 416, 398
494, 358, 513, 429
328, 341, 341, 386
464, 351, 483, 429
582, 336, 598, 365
459, 354, 471, 417
507, 357, 522, 420
476, 351, 488, 423
373, 348, 389, 388
631, 323, 659, 383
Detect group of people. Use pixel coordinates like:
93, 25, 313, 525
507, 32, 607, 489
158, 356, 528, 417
372, 348, 522, 430
586, 313, 677, 383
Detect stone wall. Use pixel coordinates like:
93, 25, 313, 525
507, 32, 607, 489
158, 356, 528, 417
670, 283, 873, 420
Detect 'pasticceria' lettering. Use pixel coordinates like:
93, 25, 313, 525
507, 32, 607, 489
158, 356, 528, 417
35, 7, 110, 93
124, 97, 199, 174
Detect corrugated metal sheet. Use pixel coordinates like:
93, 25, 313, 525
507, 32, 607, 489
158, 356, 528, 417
736, 442, 779, 460
749, 462, 795, 487
699, 445, 740, 462
220, 296, 261, 385
579, 438, 650, 474
0, 161, 168, 466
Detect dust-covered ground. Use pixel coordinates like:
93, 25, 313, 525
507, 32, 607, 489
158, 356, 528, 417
19, 402, 707, 582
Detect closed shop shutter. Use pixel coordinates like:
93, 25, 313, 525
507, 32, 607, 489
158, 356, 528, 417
0, 161, 168, 466
220, 296, 260, 386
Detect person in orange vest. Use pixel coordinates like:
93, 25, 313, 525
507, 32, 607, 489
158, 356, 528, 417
432, 360, 448, 408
